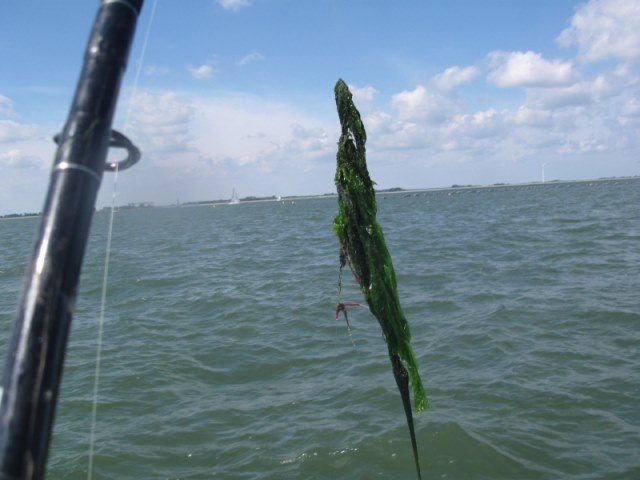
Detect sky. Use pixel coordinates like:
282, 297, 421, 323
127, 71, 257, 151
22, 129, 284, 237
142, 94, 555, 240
1, 0, 639, 214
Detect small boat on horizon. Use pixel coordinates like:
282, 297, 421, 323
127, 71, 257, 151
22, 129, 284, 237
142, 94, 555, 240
229, 188, 240, 205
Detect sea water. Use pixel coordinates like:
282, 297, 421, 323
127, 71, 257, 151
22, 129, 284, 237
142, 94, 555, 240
0, 179, 639, 479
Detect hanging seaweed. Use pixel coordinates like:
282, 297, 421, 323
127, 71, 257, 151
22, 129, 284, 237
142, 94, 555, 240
333, 79, 428, 479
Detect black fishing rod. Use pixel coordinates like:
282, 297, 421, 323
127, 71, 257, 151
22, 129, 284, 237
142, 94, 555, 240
0, 1, 144, 478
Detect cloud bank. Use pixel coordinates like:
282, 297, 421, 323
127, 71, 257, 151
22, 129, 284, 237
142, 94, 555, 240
2, 0, 638, 214
557, 0, 640, 61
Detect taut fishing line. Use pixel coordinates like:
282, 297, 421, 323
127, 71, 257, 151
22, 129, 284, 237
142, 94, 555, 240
87, 1, 158, 478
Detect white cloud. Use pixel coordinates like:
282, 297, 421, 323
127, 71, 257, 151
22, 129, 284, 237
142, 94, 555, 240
618, 97, 640, 125
349, 85, 378, 103
0, 95, 15, 117
362, 110, 425, 151
188, 64, 215, 80
558, 137, 606, 154
390, 85, 449, 123
363, 111, 392, 135
120, 91, 195, 170
488, 51, 575, 88
558, 0, 640, 62
523, 65, 637, 111
0, 149, 41, 169
217, 0, 251, 11
191, 94, 335, 170
611, 62, 638, 83
446, 108, 503, 140
287, 123, 331, 157
507, 105, 552, 128
237, 52, 264, 66
432, 65, 480, 90
526, 84, 593, 110
362, 108, 436, 152
620, 97, 640, 117
0, 120, 39, 143
440, 140, 458, 152
348, 84, 379, 111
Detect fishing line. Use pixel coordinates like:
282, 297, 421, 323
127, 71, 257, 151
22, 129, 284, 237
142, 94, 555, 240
87, 1, 158, 478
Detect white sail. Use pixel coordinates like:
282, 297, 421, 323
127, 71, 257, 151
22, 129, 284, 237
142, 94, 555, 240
229, 188, 240, 204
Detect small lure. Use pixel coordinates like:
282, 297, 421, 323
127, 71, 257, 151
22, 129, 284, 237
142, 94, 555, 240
333, 79, 428, 479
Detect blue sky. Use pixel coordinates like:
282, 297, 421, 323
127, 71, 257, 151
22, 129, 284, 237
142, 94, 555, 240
1, 0, 639, 214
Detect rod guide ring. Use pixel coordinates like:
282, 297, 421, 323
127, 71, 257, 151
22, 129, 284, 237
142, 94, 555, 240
53, 129, 141, 172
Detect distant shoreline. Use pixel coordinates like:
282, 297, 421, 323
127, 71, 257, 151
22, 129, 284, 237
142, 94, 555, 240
176, 175, 640, 208
2, 175, 638, 218
0, 213, 40, 220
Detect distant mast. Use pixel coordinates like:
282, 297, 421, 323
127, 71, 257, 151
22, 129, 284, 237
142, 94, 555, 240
230, 188, 240, 204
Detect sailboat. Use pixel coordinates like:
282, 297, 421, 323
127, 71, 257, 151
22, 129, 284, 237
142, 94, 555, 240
229, 187, 240, 205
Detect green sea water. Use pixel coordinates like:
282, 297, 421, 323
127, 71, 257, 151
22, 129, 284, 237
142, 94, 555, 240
1, 179, 639, 479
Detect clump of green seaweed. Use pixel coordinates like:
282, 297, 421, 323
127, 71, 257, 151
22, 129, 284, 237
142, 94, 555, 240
333, 79, 428, 479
